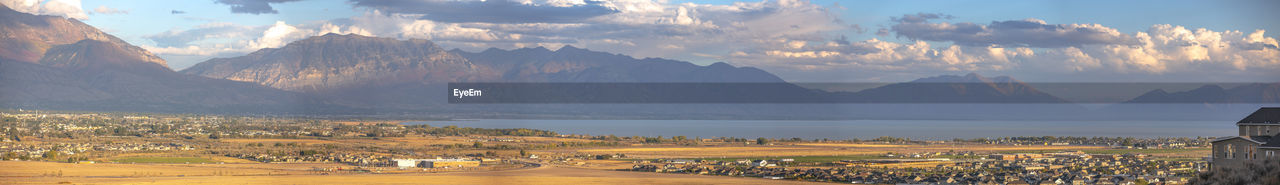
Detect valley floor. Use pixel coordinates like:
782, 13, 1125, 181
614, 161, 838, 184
0, 161, 818, 185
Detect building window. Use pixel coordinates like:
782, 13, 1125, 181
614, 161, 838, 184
1226, 144, 1235, 159
1247, 147, 1255, 159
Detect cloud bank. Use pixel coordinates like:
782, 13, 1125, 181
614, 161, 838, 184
891, 13, 1138, 47
1, 0, 87, 19
214, 0, 300, 14
728, 13, 1279, 81
350, 0, 619, 23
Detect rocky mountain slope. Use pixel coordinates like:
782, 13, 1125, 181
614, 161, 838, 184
0, 5, 164, 67
0, 5, 332, 113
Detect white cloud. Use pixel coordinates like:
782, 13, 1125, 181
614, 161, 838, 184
1, 0, 87, 19
39, 0, 85, 19
0, 0, 41, 13
726, 20, 1280, 82
318, 23, 373, 37
141, 45, 248, 56
91, 5, 125, 14
245, 21, 308, 49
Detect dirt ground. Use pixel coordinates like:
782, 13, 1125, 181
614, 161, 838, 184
0, 161, 823, 185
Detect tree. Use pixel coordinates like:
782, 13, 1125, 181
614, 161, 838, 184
756, 138, 769, 145
42, 150, 59, 160
473, 142, 484, 148
2, 152, 19, 160
519, 150, 528, 157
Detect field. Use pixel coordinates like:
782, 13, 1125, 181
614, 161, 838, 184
0, 161, 821, 185
220, 138, 339, 145
0, 161, 299, 178
1, 137, 1211, 184
577, 143, 1107, 158
111, 157, 222, 164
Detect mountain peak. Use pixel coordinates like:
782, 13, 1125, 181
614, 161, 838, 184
557, 45, 583, 51
39, 39, 168, 70
909, 73, 1026, 84
708, 62, 734, 68
1192, 84, 1226, 91
964, 72, 984, 79
183, 33, 471, 91
298, 33, 379, 42
0, 3, 135, 63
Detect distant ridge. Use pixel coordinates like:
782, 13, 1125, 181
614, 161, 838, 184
0, 5, 335, 113
183, 34, 788, 109
1126, 83, 1280, 103
845, 73, 1070, 103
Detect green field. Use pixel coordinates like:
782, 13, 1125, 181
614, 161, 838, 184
111, 157, 221, 164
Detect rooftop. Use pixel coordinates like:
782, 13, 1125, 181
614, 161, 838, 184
1265, 133, 1280, 148
1237, 107, 1280, 124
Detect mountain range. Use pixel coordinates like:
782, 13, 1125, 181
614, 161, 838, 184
0, 4, 1275, 119
1128, 83, 1280, 104
0, 5, 332, 113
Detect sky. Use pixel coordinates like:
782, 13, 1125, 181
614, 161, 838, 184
2, 0, 1278, 82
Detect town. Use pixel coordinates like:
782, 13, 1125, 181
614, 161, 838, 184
1, 110, 1246, 184
631, 151, 1203, 184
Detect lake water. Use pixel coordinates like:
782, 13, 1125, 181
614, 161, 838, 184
404, 119, 1236, 140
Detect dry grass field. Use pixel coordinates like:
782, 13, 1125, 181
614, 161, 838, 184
0, 161, 298, 178
219, 139, 340, 145
218, 136, 597, 149
99, 152, 259, 164
0, 161, 821, 185
793, 143, 908, 148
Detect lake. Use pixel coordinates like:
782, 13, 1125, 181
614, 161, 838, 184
404, 119, 1235, 140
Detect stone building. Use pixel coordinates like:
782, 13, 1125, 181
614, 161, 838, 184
1210, 107, 1280, 169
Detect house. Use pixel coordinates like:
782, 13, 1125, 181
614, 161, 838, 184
1210, 107, 1280, 169
667, 159, 696, 164
751, 160, 769, 167
417, 158, 481, 168
392, 159, 418, 169
392, 158, 481, 168
988, 154, 1016, 161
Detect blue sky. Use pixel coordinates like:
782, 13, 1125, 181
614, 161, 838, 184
5, 0, 1278, 82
